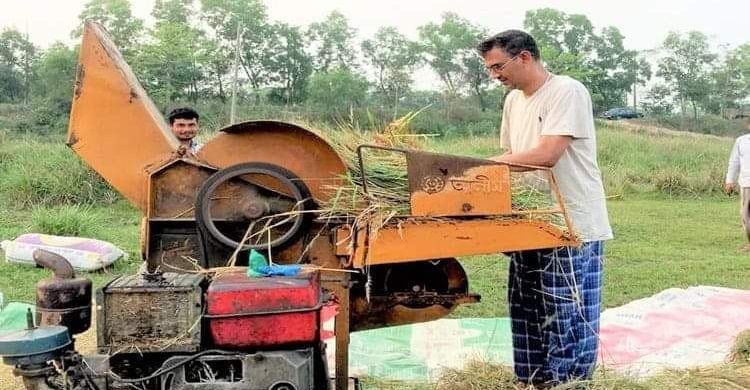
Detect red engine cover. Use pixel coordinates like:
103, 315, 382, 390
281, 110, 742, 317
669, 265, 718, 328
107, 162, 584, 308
206, 270, 322, 348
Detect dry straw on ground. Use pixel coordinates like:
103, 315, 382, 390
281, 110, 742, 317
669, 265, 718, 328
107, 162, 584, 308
432, 330, 750, 390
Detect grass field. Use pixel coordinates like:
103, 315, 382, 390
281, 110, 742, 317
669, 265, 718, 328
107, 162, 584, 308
1, 120, 749, 389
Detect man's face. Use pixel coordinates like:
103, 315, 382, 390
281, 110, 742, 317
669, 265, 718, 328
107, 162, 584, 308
483, 47, 524, 90
171, 118, 198, 142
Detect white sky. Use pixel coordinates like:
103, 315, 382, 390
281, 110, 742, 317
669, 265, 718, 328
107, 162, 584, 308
1, 0, 748, 89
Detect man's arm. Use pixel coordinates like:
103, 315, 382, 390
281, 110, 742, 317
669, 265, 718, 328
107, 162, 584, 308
726, 138, 741, 194
490, 135, 573, 170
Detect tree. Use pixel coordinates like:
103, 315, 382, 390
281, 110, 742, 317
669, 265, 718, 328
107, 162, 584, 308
524, 9, 649, 112
361, 27, 421, 112
524, 8, 596, 56
200, 0, 273, 100
133, 0, 208, 105
524, 9, 596, 96
152, 0, 193, 25
134, 22, 205, 105
588, 27, 650, 110
734, 43, 750, 92
641, 83, 675, 115
73, 0, 144, 59
705, 45, 746, 117
657, 31, 716, 119
418, 13, 479, 95
32, 43, 78, 106
307, 11, 358, 72
265, 23, 313, 105
0, 28, 37, 103
307, 68, 369, 114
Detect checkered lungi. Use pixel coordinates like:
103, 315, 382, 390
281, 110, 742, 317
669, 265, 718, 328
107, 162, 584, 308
506, 241, 604, 385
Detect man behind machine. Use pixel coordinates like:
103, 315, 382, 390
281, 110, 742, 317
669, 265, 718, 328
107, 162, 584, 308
477, 30, 613, 387
167, 107, 202, 154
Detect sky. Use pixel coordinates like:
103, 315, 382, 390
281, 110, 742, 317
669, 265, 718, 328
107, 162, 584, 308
1, 0, 747, 89
2, 0, 747, 50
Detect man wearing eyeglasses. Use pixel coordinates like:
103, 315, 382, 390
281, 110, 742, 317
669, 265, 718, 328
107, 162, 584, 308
477, 30, 613, 388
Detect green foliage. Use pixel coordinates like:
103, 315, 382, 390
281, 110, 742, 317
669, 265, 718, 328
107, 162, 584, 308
11, 97, 71, 134
0, 27, 37, 103
417, 12, 487, 100
362, 27, 421, 110
30, 204, 100, 236
32, 43, 77, 104
200, 0, 272, 91
524, 9, 650, 113
306, 67, 369, 115
73, 0, 144, 59
639, 114, 748, 137
596, 120, 730, 197
307, 11, 359, 72
0, 137, 118, 208
265, 23, 313, 105
641, 83, 675, 115
134, 21, 206, 105
658, 31, 716, 119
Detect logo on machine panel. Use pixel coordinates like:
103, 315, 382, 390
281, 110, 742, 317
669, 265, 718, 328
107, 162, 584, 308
421, 175, 446, 194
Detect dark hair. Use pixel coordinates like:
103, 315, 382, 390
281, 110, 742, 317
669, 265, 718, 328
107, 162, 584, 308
167, 107, 199, 124
477, 30, 540, 60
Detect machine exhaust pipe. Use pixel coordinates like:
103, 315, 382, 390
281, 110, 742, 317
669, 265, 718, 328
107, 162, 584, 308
33, 249, 92, 335
33, 249, 76, 279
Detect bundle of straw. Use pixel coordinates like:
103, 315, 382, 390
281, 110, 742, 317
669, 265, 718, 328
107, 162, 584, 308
310, 112, 564, 231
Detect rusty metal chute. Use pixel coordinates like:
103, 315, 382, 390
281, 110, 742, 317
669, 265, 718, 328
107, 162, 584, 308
198, 120, 347, 203
67, 21, 179, 212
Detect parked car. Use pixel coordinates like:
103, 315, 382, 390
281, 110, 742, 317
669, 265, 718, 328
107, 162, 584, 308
600, 107, 644, 120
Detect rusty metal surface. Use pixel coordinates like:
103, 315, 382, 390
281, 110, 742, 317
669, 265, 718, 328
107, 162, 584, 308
67, 22, 178, 212
96, 273, 204, 354
336, 219, 578, 268
149, 160, 216, 219
33, 250, 92, 335
198, 121, 347, 203
357, 145, 512, 217
349, 259, 480, 331
407, 151, 512, 216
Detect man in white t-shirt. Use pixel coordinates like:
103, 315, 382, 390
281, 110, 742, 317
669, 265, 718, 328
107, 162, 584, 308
724, 117, 750, 248
477, 30, 613, 387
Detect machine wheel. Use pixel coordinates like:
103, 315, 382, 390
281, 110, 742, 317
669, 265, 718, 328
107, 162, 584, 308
195, 162, 314, 250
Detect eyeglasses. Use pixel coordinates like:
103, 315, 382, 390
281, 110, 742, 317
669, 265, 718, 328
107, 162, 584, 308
485, 55, 519, 74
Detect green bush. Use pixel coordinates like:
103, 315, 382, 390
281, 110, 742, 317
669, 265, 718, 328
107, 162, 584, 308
0, 137, 118, 208
638, 115, 747, 138
30, 204, 101, 236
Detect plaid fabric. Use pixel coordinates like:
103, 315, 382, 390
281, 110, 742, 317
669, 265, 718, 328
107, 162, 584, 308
507, 241, 604, 385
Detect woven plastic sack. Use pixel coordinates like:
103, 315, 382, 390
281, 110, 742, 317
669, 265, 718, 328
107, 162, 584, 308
1, 233, 126, 272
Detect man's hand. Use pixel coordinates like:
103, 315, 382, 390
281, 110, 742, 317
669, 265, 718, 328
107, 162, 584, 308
725, 182, 737, 195
490, 135, 573, 171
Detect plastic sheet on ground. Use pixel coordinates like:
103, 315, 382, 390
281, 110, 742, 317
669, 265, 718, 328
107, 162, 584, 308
0, 302, 35, 333
1, 233, 126, 272
324, 286, 750, 381
598, 285, 750, 378
324, 317, 513, 381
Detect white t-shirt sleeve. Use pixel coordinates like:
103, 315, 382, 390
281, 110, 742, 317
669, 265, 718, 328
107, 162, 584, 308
726, 138, 741, 184
500, 94, 512, 150
540, 81, 594, 139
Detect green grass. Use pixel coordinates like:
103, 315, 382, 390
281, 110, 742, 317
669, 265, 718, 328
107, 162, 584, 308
0, 121, 748, 389
450, 196, 750, 320
0, 131, 118, 208
0, 200, 141, 304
